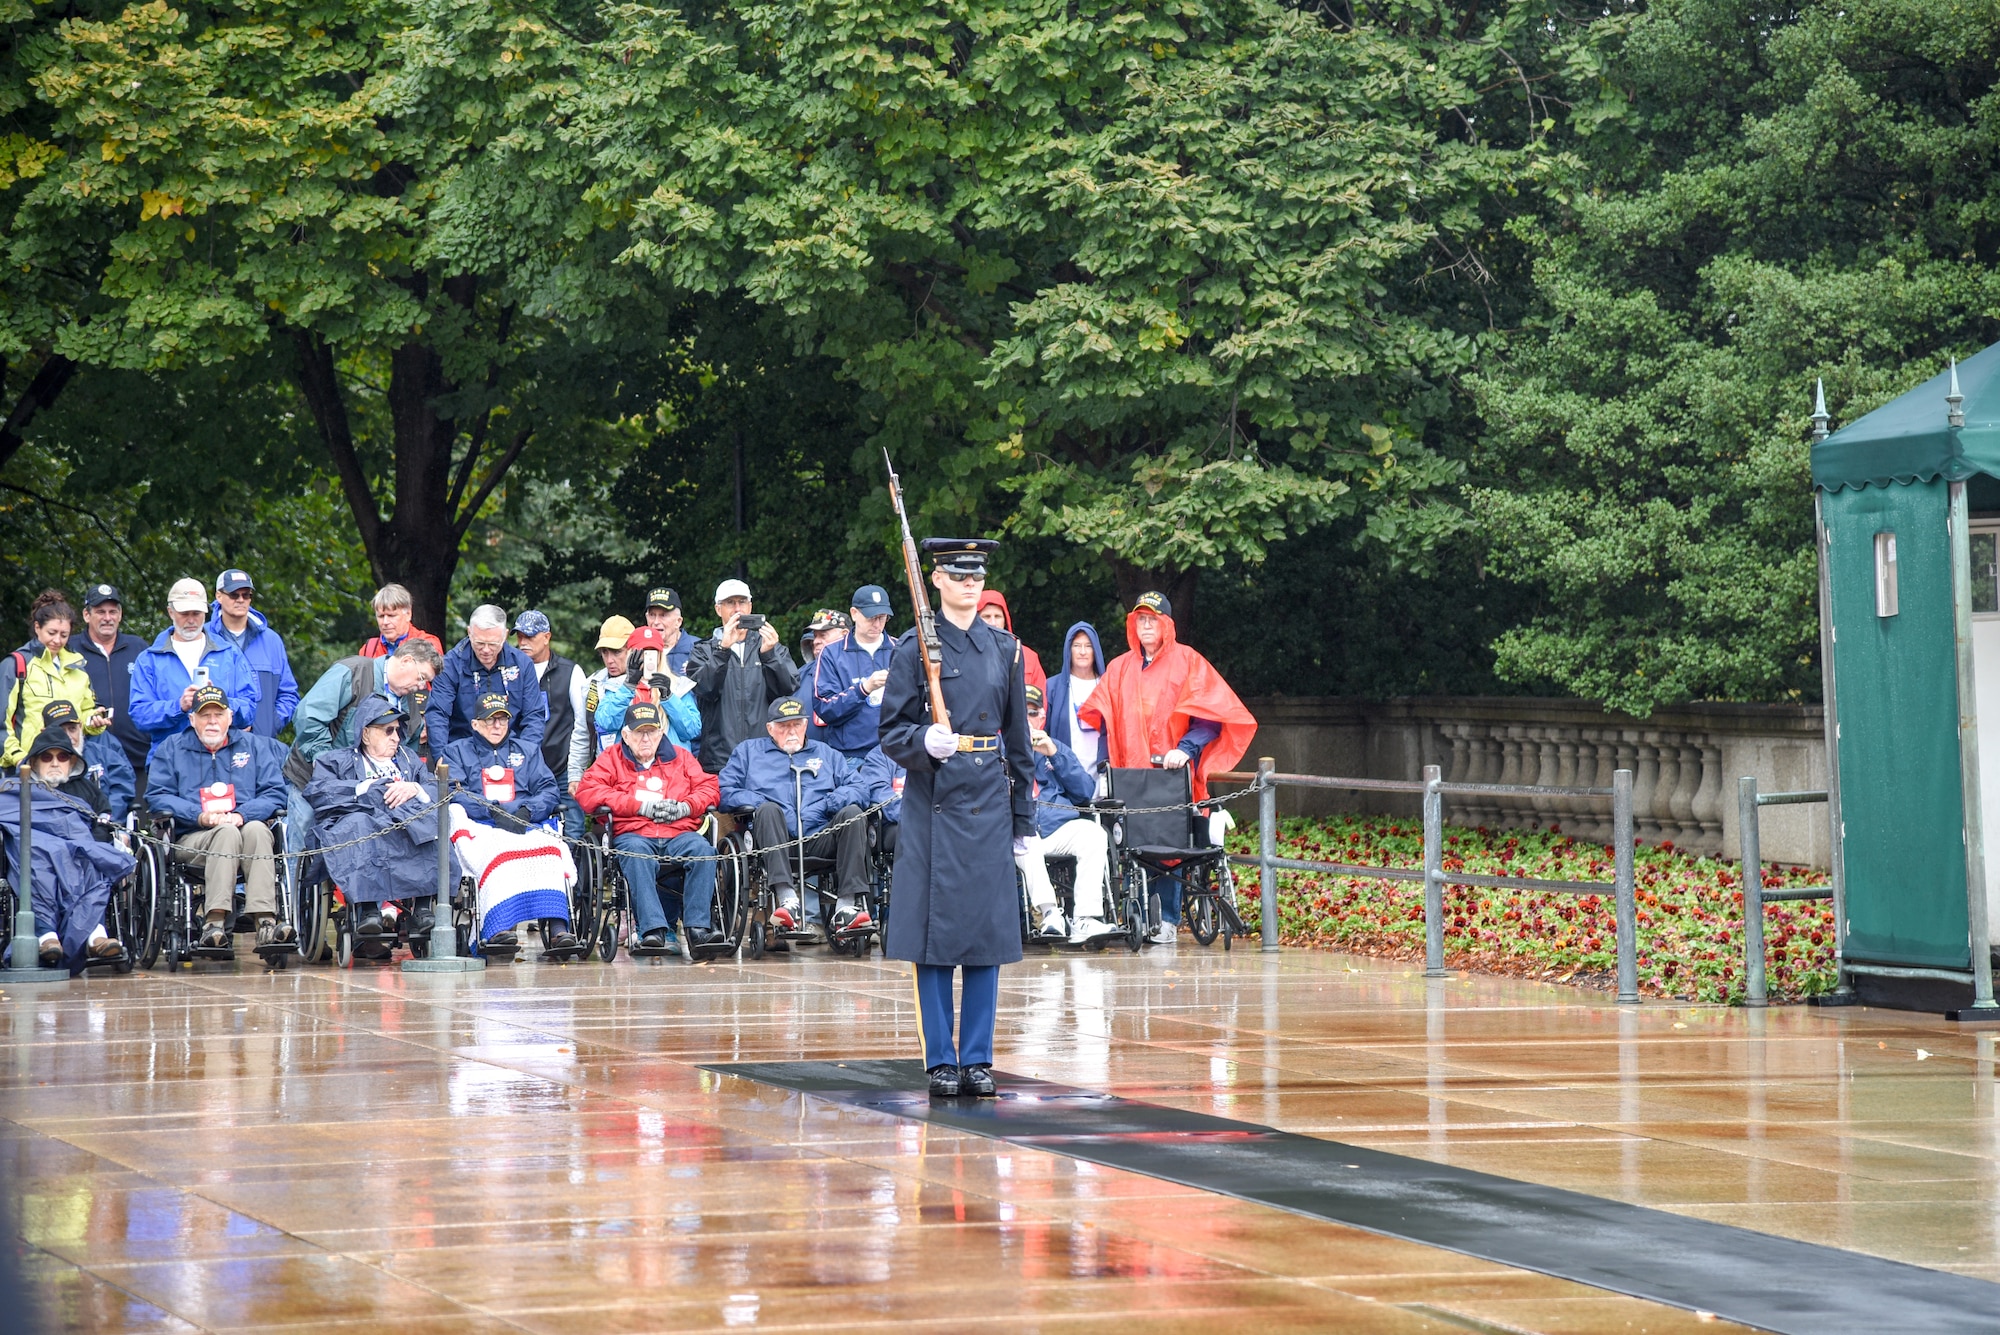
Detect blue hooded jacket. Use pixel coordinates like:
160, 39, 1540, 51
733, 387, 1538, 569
426, 639, 550, 755
852, 744, 906, 824
128, 630, 261, 760
437, 731, 561, 827
718, 735, 863, 837
1043, 621, 1106, 751
205, 604, 300, 738
146, 719, 289, 835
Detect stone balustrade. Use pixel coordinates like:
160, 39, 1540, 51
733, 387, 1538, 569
1240, 696, 1831, 867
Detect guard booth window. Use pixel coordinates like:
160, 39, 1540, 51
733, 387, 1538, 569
1875, 531, 1899, 617
1975, 525, 2000, 617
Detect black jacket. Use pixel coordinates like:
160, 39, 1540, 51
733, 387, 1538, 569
66, 631, 150, 769
687, 631, 799, 773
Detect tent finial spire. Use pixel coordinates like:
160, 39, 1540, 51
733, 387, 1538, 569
1811, 378, 1830, 443
1948, 357, 1966, 429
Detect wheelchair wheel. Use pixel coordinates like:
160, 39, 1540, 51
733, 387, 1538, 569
1186, 884, 1220, 947
593, 885, 623, 963
132, 840, 166, 969
336, 917, 355, 969
712, 848, 743, 952
571, 838, 603, 956
1124, 869, 1146, 954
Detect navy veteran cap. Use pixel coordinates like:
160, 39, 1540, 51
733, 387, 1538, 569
767, 695, 809, 723
190, 683, 230, 713
1133, 590, 1173, 620
1024, 684, 1044, 711
474, 692, 513, 719
40, 699, 79, 726
922, 537, 997, 575
82, 583, 121, 608
626, 700, 665, 730
646, 587, 681, 611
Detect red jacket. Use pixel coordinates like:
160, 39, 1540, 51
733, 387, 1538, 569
575, 739, 718, 838
359, 628, 445, 659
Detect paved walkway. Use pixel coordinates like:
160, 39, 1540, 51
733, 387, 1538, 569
7, 946, 1997, 1332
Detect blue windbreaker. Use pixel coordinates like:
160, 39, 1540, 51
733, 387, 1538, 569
436, 732, 561, 826
146, 723, 289, 835
205, 605, 300, 737
592, 681, 701, 749
128, 630, 261, 760
852, 745, 906, 824
82, 731, 136, 822
808, 631, 895, 757
1031, 736, 1097, 839
718, 736, 862, 837
426, 640, 550, 755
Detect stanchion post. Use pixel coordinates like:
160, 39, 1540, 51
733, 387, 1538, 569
1614, 768, 1639, 1004
1257, 757, 1278, 954
403, 762, 483, 974
9, 764, 69, 984
1741, 777, 1767, 1008
1422, 764, 1445, 977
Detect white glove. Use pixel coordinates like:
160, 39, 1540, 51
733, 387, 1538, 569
1012, 837, 1028, 858
1161, 748, 1191, 770
924, 724, 959, 760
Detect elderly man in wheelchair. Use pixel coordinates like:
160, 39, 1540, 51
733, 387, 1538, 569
1016, 684, 1120, 945
719, 695, 870, 943
146, 683, 293, 957
575, 698, 723, 956
0, 726, 136, 971
436, 691, 579, 957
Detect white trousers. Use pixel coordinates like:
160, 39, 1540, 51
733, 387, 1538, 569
1015, 818, 1111, 919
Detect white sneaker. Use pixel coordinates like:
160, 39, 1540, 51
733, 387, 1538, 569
1036, 907, 1067, 940
1068, 916, 1110, 945
1149, 920, 1178, 946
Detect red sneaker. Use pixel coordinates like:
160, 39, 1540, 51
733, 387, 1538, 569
770, 904, 797, 932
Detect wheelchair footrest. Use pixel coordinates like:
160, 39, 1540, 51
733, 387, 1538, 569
480, 941, 523, 963
537, 944, 589, 963
628, 941, 676, 958
190, 945, 237, 961
81, 949, 129, 970
253, 941, 300, 959
690, 939, 735, 961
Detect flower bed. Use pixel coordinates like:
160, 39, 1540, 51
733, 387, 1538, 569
1226, 815, 1836, 1003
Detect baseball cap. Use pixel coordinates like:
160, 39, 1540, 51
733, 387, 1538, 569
1025, 684, 1045, 710
1133, 591, 1173, 619
807, 608, 850, 633
82, 584, 121, 608
626, 700, 665, 730
626, 626, 666, 653
216, 569, 254, 594
767, 695, 808, 723
595, 615, 635, 651
190, 683, 230, 713
714, 578, 752, 603
474, 692, 513, 720
646, 587, 681, 611
850, 585, 891, 618
40, 700, 79, 727
513, 609, 551, 637
167, 577, 208, 613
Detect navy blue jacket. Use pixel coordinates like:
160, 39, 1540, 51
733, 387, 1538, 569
67, 631, 149, 769
82, 731, 136, 822
205, 605, 300, 738
1043, 620, 1106, 752
718, 736, 862, 837
437, 732, 561, 827
853, 745, 906, 824
809, 631, 895, 757
1031, 737, 1097, 839
146, 724, 289, 835
426, 640, 549, 755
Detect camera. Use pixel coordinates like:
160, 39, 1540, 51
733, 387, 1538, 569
737, 614, 766, 634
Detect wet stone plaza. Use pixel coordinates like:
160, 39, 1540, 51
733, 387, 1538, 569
9, 948, 2000, 1333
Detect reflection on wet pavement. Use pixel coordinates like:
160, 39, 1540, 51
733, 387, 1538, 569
8, 948, 1995, 1331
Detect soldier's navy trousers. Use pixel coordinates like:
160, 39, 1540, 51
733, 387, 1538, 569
913, 964, 999, 1070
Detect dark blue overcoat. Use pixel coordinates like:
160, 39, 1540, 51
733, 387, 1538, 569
304, 697, 444, 904
880, 616, 1034, 967
0, 781, 132, 973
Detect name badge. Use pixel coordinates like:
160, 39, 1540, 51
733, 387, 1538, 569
201, 781, 236, 815
482, 766, 516, 803
634, 774, 665, 805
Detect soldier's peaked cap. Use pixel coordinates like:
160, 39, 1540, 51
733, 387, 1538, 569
922, 538, 997, 575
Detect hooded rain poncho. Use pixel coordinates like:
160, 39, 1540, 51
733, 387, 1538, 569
304, 695, 444, 904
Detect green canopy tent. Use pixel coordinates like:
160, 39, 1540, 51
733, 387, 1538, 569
1813, 342, 2000, 1014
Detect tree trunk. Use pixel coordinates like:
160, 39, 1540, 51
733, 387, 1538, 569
1108, 560, 1199, 644
0, 353, 78, 474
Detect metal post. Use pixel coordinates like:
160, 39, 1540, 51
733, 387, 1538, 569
1741, 777, 1767, 1008
1950, 479, 1998, 1009
1257, 757, 1278, 953
9, 765, 69, 983
404, 762, 483, 974
1613, 768, 1638, 1004
1422, 764, 1445, 977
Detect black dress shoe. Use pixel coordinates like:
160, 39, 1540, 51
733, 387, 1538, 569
927, 1065, 961, 1098
353, 906, 384, 937
959, 1064, 997, 1098
639, 928, 668, 949
687, 926, 723, 948
412, 900, 436, 936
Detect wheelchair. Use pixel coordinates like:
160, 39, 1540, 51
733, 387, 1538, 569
134, 813, 303, 969
0, 810, 141, 974
719, 803, 884, 959
578, 808, 738, 963
460, 815, 589, 966
1105, 766, 1244, 950
1012, 803, 1139, 953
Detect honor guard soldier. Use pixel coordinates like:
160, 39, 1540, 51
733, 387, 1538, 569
879, 537, 1035, 1099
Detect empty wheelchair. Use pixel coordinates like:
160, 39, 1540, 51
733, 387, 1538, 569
1104, 766, 1244, 950
135, 814, 302, 969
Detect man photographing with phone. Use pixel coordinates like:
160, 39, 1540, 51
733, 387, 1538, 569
129, 577, 260, 761
688, 578, 799, 773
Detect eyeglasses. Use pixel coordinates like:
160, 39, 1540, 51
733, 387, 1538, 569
220, 589, 254, 600
941, 571, 986, 584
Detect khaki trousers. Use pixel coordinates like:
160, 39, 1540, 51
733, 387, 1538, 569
174, 821, 277, 918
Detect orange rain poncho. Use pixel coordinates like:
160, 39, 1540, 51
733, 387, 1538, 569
1077, 606, 1255, 800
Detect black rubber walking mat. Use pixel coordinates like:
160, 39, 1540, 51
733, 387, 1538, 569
703, 1059, 2000, 1335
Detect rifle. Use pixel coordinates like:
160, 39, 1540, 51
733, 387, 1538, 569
884, 449, 951, 729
